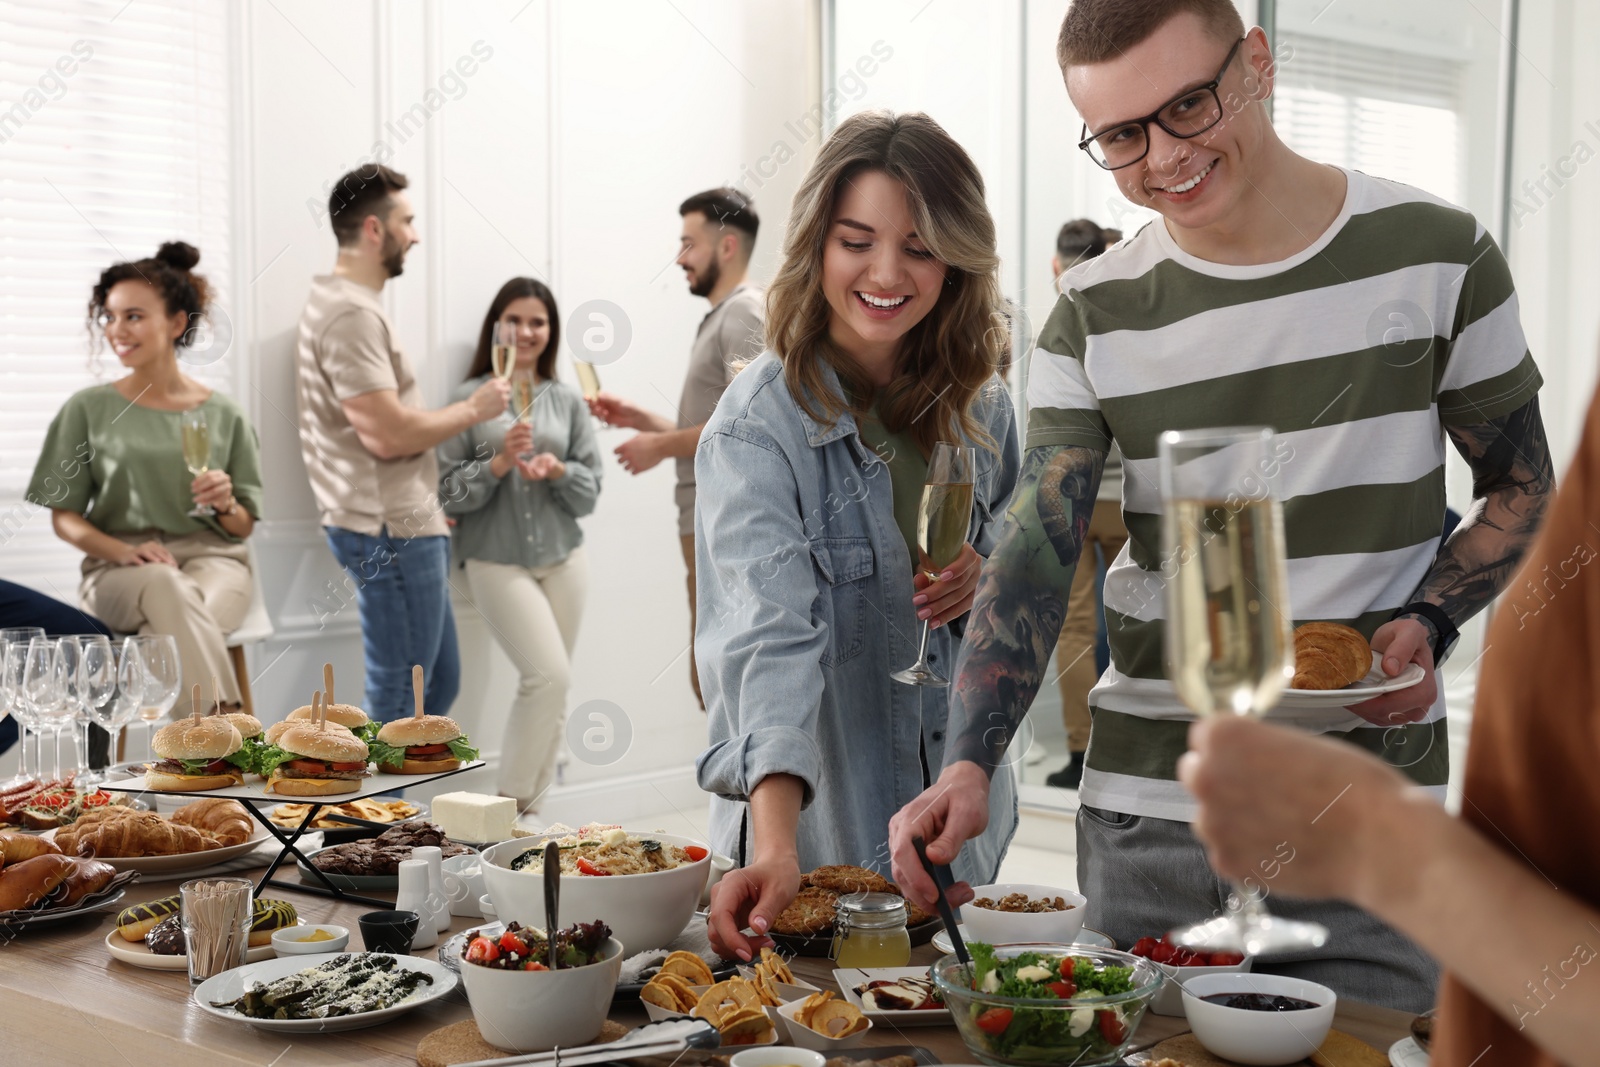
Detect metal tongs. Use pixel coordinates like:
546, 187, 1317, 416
453, 1017, 721, 1067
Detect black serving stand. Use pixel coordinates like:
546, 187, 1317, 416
97, 760, 487, 909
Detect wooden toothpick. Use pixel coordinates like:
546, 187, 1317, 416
412, 664, 424, 720
190, 683, 201, 720
323, 662, 335, 707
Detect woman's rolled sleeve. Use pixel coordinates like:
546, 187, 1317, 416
27, 398, 95, 514
227, 416, 266, 520
692, 426, 828, 808
437, 417, 500, 517
549, 394, 603, 518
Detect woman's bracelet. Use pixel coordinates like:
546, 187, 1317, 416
218, 499, 240, 517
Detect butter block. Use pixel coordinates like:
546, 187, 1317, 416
432, 791, 517, 844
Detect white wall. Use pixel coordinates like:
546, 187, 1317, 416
235, 0, 815, 797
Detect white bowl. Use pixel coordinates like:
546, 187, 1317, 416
270, 924, 350, 955
442, 853, 487, 917
480, 831, 711, 955
776, 995, 872, 1050
458, 935, 625, 1052
1148, 953, 1253, 1015
478, 894, 497, 919
730, 1049, 824, 1067
1181, 972, 1336, 1065
958, 883, 1087, 945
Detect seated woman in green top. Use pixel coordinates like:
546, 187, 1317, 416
27, 242, 264, 713
438, 278, 602, 810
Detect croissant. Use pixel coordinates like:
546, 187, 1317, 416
1292, 622, 1371, 690
51, 806, 142, 854
62, 810, 221, 858
170, 798, 254, 847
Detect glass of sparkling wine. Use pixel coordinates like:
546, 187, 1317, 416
490, 321, 518, 380
511, 373, 537, 460
1158, 426, 1328, 956
181, 406, 214, 516
573, 359, 601, 402
891, 442, 975, 687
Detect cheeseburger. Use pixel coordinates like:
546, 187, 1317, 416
259, 722, 372, 796
147, 716, 247, 791
370, 715, 478, 774
287, 699, 374, 740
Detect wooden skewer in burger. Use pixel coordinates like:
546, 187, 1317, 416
369, 664, 479, 774
281, 663, 377, 741
207, 674, 264, 747
146, 684, 247, 792
261, 691, 373, 796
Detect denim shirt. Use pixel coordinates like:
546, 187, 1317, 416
694, 352, 1021, 885
437, 377, 602, 569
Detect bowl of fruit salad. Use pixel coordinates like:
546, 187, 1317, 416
458, 920, 624, 1053
932, 942, 1162, 1066
1128, 932, 1250, 1016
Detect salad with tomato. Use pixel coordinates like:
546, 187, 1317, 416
462, 920, 612, 971
938, 942, 1159, 1065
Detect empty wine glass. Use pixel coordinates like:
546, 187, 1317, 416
19, 637, 72, 781
89, 642, 144, 781
127, 635, 181, 761
72, 635, 115, 786
0, 627, 45, 788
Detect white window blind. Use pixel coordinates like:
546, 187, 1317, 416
1275, 34, 1465, 207
0, 0, 233, 606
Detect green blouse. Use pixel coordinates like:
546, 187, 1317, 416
27, 384, 264, 540
853, 403, 928, 569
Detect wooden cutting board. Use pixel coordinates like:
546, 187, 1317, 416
1130, 1028, 1388, 1066
418, 1019, 631, 1067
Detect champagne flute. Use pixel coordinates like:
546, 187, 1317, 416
1158, 426, 1328, 955
490, 321, 518, 380
892, 443, 976, 687
573, 359, 602, 402
182, 406, 214, 516
511, 373, 538, 460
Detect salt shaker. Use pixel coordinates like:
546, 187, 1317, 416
413, 845, 451, 933
395, 859, 438, 949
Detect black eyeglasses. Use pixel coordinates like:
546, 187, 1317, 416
1078, 37, 1247, 171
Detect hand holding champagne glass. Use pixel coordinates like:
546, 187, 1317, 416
892, 443, 975, 687
1158, 426, 1328, 956
510, 374, 538, 461
490, 321, 518, 381
181, 407, 214, 516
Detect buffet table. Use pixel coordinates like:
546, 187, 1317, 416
1, 870, 1417, 1066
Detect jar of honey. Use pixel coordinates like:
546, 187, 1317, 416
829, 891, 911, 968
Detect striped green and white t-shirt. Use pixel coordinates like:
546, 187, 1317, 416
1026, 169, 1542, 822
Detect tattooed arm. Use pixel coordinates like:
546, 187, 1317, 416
1348, 395, 1554, 724
888, 443, 1104, 904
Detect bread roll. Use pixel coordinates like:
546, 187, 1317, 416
54, 858, 115, 906
0, 830, 62, 866
0, 854, 77, 912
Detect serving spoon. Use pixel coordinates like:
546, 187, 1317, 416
543, 839, 560, 971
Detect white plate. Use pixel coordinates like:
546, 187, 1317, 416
834, 966, 952, 1027
1389, 1036, 1429, 1066
931, 924, 1115, 956
1277, 653, 1426, 709
193, 951, 457, 1032
43, 824, 272, 876
104, 927, 287, 970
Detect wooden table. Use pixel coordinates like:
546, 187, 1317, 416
2, 868, 1416, 1066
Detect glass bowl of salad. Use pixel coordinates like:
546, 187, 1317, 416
932, 942, 1163, 1066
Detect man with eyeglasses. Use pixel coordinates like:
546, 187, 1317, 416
887, 0, 1551, 1013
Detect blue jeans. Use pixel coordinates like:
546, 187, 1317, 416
323, 528, 460, 724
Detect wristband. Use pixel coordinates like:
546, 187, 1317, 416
1390, 601, 1458, 664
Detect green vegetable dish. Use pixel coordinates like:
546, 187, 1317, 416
941, 942, 1156, 1065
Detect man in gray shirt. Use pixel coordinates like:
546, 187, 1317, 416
590, 188, 765, 708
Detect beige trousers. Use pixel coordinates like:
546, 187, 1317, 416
1053, 502, 1129, 753
680, 534, 703, 710
465, 548, 588, 805
80, 530, 252, 706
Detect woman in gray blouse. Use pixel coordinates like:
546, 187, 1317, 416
438, 279, 602, 808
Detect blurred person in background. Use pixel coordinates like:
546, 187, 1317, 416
28, 241, 261, 715
439, 278, 602, 812
1045, 219, 1128, 790
587, 188, 765, 709
698, 111, 1021, 961
296, 163, 509, 724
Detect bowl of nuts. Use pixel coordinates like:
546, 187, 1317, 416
959, 884, 1087, 946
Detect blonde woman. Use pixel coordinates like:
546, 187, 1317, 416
697, 111, 1021, 960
